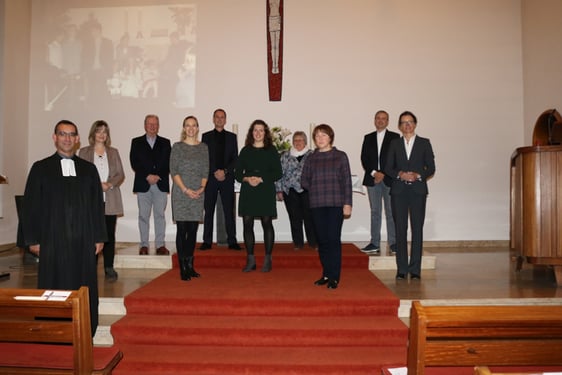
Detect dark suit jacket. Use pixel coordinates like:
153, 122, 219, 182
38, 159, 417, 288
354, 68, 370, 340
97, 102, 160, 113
129, 134, 171, 193
384, 136, 435, 195
201, 129, 238, 179
361, 129, 400, 187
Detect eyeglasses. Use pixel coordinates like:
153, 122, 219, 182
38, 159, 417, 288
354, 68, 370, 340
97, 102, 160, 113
56, 131, 78, 137
399, 121, 415, 125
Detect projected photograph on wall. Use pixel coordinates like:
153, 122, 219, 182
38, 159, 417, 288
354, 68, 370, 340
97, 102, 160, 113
39, 4, 196, 111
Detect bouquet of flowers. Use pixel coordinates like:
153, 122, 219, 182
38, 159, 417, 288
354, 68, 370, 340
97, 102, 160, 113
271, 126, 292, 153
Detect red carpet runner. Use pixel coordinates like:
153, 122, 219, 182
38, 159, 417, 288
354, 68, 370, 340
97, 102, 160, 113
111, 243, 407, 374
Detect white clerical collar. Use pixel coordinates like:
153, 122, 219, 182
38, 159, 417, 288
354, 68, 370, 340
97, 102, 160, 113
60, 158, 76, 177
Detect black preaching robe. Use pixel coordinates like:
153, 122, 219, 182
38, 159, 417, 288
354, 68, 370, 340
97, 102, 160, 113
23, 153, 107, 336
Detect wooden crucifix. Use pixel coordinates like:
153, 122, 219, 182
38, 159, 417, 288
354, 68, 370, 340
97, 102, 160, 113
267, 0, 283, 101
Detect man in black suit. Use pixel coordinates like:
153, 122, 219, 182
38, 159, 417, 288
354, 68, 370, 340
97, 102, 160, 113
385, 111, 435, 280
200, 109, 241, 250
130, 114, 171, 255
360, 110, 400, 255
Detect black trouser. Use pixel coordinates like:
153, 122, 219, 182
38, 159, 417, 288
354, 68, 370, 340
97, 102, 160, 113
311, 207, 343, 282
391, 187, 427, 276
103, 215, 117, 269
283, 189, 317, 247
203, 177, 237, 245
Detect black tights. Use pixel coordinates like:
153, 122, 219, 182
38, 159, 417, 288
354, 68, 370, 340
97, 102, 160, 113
176, 221, 199, 259
243, 216, 274, 255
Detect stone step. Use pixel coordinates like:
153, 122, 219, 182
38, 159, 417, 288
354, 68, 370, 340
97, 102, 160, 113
368, 252, 436, 271
113, 245, 173, 269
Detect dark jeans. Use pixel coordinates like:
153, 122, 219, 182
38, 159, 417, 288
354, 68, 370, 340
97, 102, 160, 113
283, 189, 317, 247
311, 207, 343, 281
176, 221, 199, 258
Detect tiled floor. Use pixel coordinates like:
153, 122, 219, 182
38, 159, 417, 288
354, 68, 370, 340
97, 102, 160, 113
373, 246, 562, 300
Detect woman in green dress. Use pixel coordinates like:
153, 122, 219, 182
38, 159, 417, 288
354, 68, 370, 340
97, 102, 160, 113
235, 119, 282, 272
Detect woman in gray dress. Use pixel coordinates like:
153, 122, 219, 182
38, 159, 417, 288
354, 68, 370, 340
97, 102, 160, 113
170, 116, 209, 281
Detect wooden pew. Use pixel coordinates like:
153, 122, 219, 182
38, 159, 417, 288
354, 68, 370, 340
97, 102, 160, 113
408, 301, 562, 375
0, 287, 122, 374
473, 367, 542, 375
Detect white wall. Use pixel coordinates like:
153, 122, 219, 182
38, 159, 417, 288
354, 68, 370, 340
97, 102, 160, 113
1, 0, 533, 245
0, 0, 30, 245
522, 0, 562, 144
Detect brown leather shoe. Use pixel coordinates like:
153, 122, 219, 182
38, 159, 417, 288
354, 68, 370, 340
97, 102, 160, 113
156, 246, 170, 255
139, 246, 149, 255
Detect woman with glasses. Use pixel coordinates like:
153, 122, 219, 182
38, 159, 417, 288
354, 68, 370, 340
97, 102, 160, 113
275, 131, 317, 250
384, 111, 435, 281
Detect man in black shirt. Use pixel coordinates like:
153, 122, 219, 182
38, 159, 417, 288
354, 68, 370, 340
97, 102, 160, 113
200, 109, 241, 250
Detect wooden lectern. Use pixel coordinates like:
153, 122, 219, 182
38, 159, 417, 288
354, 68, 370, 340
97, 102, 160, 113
510, 109, 562, 285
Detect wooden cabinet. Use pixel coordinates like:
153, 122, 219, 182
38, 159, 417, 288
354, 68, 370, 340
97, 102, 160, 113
510, 145, 562, 285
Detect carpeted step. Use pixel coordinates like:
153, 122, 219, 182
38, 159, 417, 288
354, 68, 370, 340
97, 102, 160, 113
121, 268, 399, 317
111, 314, 407, 347
113, 344, 407, 375
172, 243, 369, 269
111, 244, 405, 375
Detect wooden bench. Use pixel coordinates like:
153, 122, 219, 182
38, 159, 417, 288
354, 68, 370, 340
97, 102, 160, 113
473, 366, 562, 374
0, 286, 122, 374
408, 301, 562, 375
473, 367, 540, 375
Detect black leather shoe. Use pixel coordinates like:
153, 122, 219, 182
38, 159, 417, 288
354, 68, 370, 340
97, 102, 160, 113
228, 243, 242, 250
327, 279, 338, 289
314, 277, 329, 286
198, 243, 212, 250
410, 273, 421, 280
104, 268, 118, 282
361, 243, 379, 252
396, 273, 406, 280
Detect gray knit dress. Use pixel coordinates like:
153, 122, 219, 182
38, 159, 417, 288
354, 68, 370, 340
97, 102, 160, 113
170, 142, 209, 221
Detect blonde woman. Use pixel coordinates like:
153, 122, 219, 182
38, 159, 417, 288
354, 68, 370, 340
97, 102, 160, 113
170, 116, 209, 280
78, 120, 125, 282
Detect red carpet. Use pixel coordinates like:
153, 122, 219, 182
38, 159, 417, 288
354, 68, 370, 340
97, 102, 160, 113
111, 243, 408, 374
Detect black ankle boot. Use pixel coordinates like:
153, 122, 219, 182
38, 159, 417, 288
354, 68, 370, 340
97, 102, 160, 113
261, 254, 272, 272
179, 257, 191, 281
187, 256, 200, 278
242, 254, 256, 272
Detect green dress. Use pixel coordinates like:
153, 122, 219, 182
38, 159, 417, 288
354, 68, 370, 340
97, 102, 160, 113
235, 145, 282, 216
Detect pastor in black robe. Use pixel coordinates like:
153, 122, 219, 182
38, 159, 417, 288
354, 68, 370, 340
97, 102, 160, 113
23, 153, 107, 336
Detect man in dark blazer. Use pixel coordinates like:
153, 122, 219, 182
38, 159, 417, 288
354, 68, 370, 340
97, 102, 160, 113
130, 114, 171, 255
385, 111, 435, 280
360, 110, 400, 255
200, 108, 241, 250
